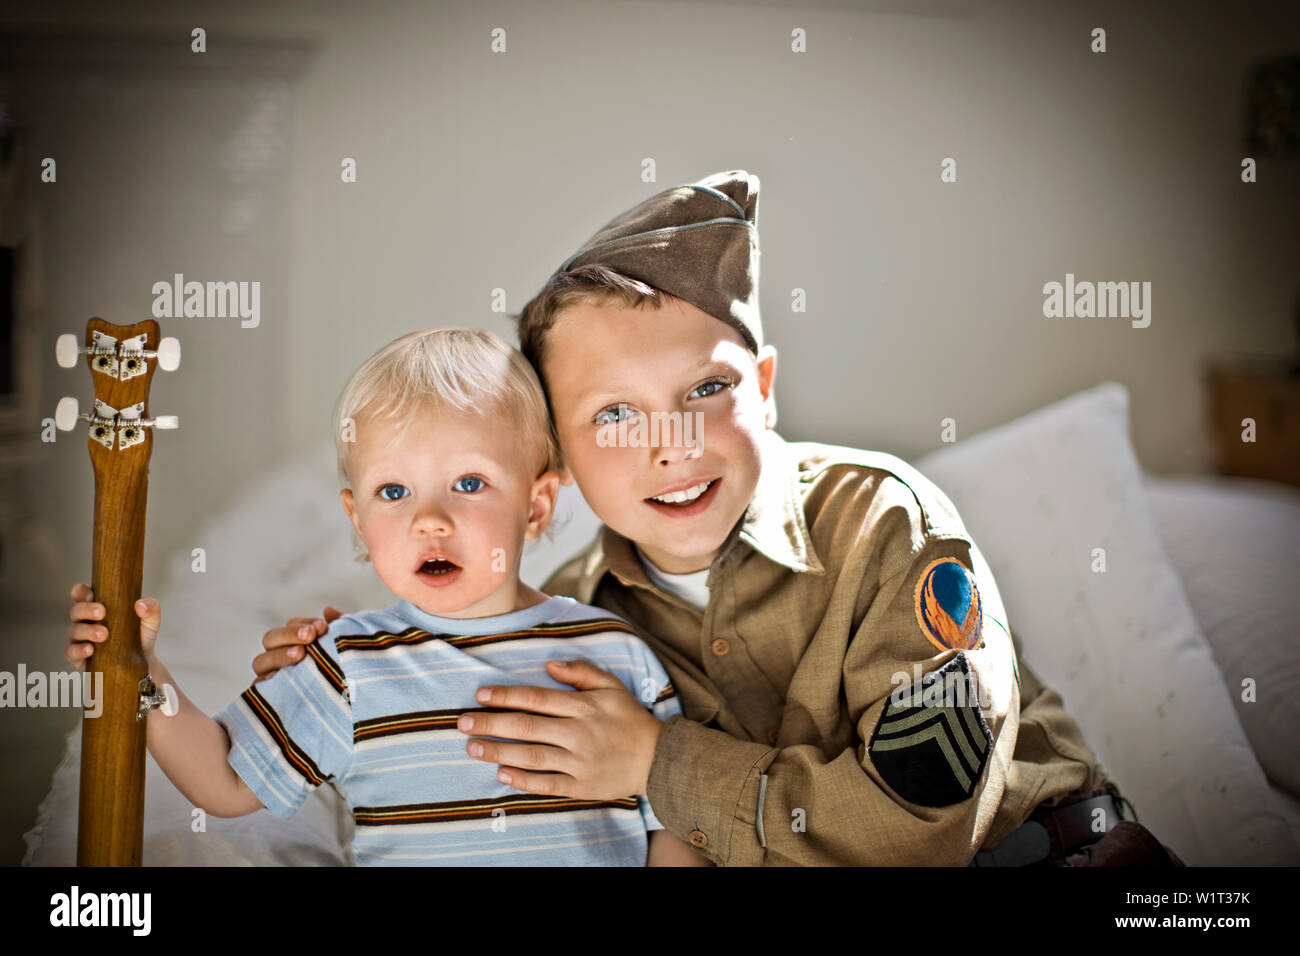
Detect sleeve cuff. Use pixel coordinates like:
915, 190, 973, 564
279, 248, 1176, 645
214, 705, 308, 821
645, 714, 777, 865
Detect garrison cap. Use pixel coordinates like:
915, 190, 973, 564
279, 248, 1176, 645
557, 170, 763, 353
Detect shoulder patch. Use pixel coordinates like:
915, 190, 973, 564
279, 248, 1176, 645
914, 556, 984, 652
868, 652, 993, 807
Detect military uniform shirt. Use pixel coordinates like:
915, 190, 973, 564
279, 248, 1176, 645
544, 429, 1111, 866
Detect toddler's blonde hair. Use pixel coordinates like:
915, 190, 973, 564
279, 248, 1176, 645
333, 327, 561, 492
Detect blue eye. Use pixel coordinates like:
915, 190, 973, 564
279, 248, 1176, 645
378, 484, 408, 501
594, 403, 633, 426
454, 476, 485, 493
693, 380, 728, 398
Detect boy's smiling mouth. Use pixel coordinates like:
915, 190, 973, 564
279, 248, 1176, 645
645, 477, 721, 515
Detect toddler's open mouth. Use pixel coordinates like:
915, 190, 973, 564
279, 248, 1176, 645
415, 554, 463, 587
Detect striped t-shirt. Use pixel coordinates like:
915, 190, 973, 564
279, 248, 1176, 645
214, 595, 682, 866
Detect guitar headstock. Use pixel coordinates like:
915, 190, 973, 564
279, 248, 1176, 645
55, 318, 180, 473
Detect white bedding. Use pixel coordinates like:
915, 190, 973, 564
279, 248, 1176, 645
23, 386, 1300, 866
1142, 472, 1300, 799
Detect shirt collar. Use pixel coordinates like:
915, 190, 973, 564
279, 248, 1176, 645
574, 428, 825, 605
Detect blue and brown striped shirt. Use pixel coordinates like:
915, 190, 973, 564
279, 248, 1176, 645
215, 595, 681, 865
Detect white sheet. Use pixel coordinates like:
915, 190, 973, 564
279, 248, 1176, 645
1142, 472, 1300, 798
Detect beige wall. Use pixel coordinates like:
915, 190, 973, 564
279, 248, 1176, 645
5, 0, 1298, 605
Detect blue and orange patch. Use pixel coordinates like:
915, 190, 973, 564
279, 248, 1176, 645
914, 557, 984, 652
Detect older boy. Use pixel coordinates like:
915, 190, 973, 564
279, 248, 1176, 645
240, 172, 1174, 866
67, 327, 706, 866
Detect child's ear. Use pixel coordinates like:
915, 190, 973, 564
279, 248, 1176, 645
339, 488, 363, 537
756, 345, 778, 429
525, 471, 561, 540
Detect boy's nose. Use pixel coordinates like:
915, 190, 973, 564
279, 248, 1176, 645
412, 502, 454, 535
654, 442, 689, 466
650, 410, 703, 464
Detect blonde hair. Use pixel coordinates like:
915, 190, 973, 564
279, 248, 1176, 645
333, 327, 561, 491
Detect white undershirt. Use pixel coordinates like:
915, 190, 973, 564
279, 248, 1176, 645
634, 545, 711, 611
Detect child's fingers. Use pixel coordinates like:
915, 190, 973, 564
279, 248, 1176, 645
251, 645, 303, 681
262, 618, 324, 652
69, 581, 93, 602
67, 621, 108, 645
63, 640, 92, 670
322, 606, 343, 623
68, 600, 105, 623
133, 597, 162, 650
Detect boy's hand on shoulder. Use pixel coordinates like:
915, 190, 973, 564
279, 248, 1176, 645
252, 606, 343, 683
461, 659, 665, 801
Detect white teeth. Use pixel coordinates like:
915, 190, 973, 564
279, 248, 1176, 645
652, 480, 713, 504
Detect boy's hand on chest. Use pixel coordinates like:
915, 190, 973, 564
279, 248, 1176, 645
457, 659, 664, 800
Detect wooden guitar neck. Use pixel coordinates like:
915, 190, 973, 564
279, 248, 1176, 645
57, 317, 178, 866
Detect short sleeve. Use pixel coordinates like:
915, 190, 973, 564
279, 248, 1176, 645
213, 631, 354, 820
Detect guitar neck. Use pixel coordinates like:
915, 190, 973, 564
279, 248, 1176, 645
73, 317, 162, 867
78, 461, 151, 866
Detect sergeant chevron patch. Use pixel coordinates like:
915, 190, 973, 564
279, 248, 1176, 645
914, 556, 984, 652
869, 652, 993, 807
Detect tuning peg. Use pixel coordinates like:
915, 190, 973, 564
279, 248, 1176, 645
157, 337, 181, 372
137, 675, 179, 719
153, 415, 179, 429
55, 396, 79, 431
56, 334, 79, 368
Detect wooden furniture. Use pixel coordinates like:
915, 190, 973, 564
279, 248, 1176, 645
1206, 354, 1300, 488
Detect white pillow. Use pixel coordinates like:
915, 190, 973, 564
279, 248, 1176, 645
913, 382, 1299, 865
1143, 473, 1300, 797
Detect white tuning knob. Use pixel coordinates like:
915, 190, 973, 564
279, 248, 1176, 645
160, 683, 179, 717
153, 415, 179, 429
56, 334, 79, 368
55, 396, 79, 431
157, 337, 181, 372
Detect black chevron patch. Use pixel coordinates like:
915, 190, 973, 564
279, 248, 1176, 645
868, 652, 993, 807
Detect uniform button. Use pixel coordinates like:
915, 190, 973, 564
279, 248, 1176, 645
689, 829, 709, 848
710, 638, 730, 656
767, 728, 778, 745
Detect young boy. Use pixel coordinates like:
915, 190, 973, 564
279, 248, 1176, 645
66, 327, 707, 866
98, 172, 1175, 866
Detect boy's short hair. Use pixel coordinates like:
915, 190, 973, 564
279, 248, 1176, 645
513, 263, 666, 400
333, 326, 561, 489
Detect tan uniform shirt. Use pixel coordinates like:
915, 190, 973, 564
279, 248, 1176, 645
544, 430, 1111, 865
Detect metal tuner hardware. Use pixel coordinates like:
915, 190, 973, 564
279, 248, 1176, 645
56, 331, 181, 377
137, 676, 179, 720
53, 326, 181, 448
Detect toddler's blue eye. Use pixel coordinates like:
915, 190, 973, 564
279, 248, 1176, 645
594, 403, 633, 425
455, 476, 484, 493
379, 484, 408, 501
